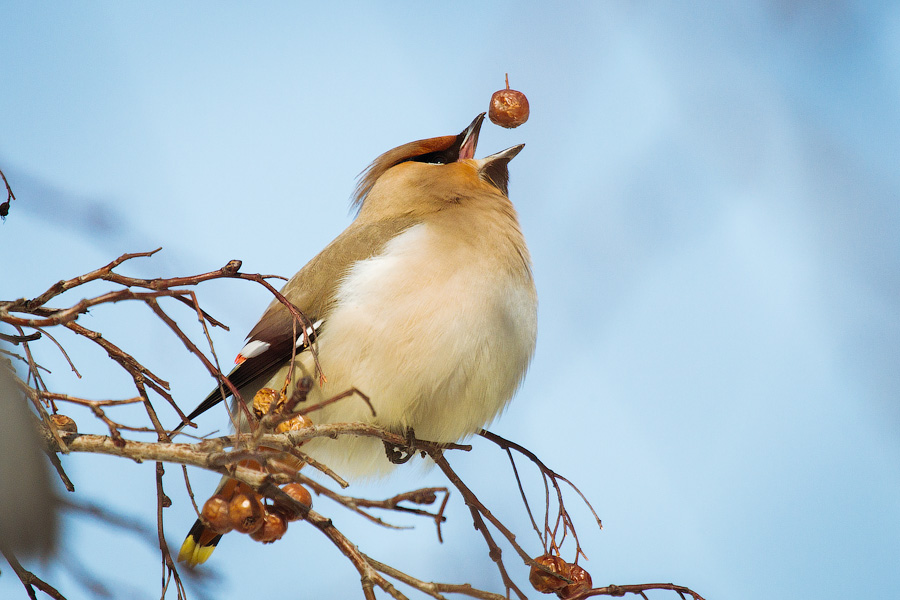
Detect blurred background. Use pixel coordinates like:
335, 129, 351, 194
1, 2, 898, 599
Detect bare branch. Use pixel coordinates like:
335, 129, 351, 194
0, 331, 41, 344
0, 251, 705, 600
366, 555, 510, 600
0, 544, 67, 600
0, 167, 16, 219
581, 583, 707, 600
432, 453, 529, 600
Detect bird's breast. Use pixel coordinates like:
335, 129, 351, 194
312, 221, 537, 444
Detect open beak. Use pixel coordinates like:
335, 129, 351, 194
457, 113, 486, 160
481, 143, 525, 163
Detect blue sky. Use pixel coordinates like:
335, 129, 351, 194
2, 3, 898, 599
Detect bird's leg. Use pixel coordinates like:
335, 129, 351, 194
383, 427, 416, 464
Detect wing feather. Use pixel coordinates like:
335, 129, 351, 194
177, 217, 420, 428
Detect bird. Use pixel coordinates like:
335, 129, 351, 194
177, 113, 537, 566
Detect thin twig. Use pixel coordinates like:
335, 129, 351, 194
0, 544, 67, 600
581, 583, 707, 600
0, 331, 41, 344
155, 462, 187, 600
431, 453, 529, 600
366, 555, 510, 600
33, 326, 81, 378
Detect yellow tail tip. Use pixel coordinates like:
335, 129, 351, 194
178, 534, 217, 567
177, 520, 221, 567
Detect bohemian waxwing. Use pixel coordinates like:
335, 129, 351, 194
178, 113, 536, 565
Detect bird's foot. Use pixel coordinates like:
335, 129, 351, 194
383, 427, 417, 464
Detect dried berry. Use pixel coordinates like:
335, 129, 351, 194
558, 563, 593, 598
253, 387, 283, 419
489, 74, 529, 129
49, 413, 77, 433
276, 412, 313, 434
229, 491, 265, 534
201, 495, 233, 534
528, 554, 568, 593
282, 482, 312, 506
0, 201, 9, 217
273, 483, 312, 521
253, 387, 312, 433
250, 510, 288, 543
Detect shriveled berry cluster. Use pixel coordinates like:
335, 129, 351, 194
252, 387, 313, 433
529, 553, 593, 598
200, 481, 312, 545
198, 386, 315, 544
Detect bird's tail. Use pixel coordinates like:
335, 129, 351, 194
176, 476, 242, 567
178, 519, 223, 567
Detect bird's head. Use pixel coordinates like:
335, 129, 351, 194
353, 113, 524, 219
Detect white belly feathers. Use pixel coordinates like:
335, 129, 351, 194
262, 222, 537, 477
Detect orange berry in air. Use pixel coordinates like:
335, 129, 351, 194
489, 74, 529, 129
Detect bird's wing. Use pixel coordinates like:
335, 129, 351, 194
178, 216, 420, 427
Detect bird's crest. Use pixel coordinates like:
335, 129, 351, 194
352, 113, 487, 211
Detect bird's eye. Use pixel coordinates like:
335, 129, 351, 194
408, 149, 456, 166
